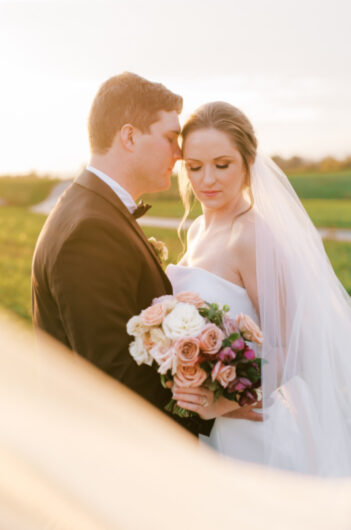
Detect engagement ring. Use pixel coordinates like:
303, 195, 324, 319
201, 397, 209, 407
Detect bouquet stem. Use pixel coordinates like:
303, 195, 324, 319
164, 399, 197, 418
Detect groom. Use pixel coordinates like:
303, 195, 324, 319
32, 72, 213, 437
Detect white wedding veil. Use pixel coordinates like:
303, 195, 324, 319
252, 153, 351, 476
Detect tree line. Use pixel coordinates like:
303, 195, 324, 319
272, 155, 351, 173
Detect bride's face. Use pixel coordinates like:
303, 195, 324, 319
183, 128, 247, 211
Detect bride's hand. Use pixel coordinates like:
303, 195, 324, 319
173, 385, 263, 421
223, 400, 263, 421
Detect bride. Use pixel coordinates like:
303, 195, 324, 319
167, 101, 351, 476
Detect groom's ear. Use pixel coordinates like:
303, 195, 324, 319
120, 124, 137, 152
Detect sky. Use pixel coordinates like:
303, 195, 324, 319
0, 0, 350, 176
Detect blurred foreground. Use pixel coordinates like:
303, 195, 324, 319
0, 311, 350, 529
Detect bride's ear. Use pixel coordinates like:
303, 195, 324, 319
119, 124, 137, 152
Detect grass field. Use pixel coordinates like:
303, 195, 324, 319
1, 206, 350, 323
288, 171, 351, 199
0, 207, 46, 321
0, 175, 59, 207
0, 170, 350, 322
146, 198, 351, 228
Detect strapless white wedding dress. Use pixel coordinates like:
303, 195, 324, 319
166, 264, 266, 465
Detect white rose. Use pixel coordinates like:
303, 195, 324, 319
162, 302, 206, 340
129, 336, 153, 366
151, 346, 178, 375
127, 315, 148, 337
150, 327, 171, 349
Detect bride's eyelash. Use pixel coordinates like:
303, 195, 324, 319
188, 163, 229, 171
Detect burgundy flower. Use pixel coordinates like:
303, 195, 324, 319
239, 389, 257, 406
228, 376, 252, 393
243, 348, 256, 361
218, 347, 236, 362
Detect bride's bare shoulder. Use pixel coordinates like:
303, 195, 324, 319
232, 210, 256, 253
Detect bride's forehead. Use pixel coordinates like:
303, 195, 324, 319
183, 128, 238, 158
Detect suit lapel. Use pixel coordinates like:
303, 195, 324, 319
75, 170, 172, 290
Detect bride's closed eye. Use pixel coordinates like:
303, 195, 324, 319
187, 163, 230, 171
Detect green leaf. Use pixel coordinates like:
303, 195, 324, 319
164, 399, 175, 412
207, 380, 218, 392
214, 388, 223, 402
160, 374, 167, 389
173, 404, 197, 418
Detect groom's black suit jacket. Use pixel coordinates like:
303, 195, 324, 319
32, 169, 213, 437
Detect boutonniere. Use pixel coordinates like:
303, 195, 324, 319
148, 237, 169, 264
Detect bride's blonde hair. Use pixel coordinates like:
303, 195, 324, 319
178, 102, 258, 238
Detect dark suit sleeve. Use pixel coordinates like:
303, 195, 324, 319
51, 218, 142, 377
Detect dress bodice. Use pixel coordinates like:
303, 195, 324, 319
166, 264, 259, 325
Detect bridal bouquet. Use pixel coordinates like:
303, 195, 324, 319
127, 292, 264, 418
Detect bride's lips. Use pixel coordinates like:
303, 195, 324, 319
202, 190, 220, 198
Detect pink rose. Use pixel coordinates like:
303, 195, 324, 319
198, 323, 225, 355
211, 361, 236, 388
176, 291, 205, 308
174, 364, 207, 388
174, 337, 200, 365
152, 295, 175, 305
140, 302, 167, 327
236, 313, 263, 345
222, 314, 239, 336
231, 338, 245, 352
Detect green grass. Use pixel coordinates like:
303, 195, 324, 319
0, 207, 47, 321
145, 200, 202, 219
288, 171, 351, 199
146, 198, 351, 229
0, 175, 59, 207
323, 240, 351, 295
302, 199, 351, 228
1, 206, 350, 323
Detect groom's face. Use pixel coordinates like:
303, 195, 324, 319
135, 110, 181, 192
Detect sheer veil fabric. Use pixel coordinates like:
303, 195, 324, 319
252, 153, 351, 476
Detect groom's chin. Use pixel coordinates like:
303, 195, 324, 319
155, 176, 172, 192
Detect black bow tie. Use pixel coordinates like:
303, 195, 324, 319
132, 200, 152, 219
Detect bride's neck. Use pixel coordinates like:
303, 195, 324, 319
202, 194, 249, 229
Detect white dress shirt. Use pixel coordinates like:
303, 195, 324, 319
86, 165, 137, 214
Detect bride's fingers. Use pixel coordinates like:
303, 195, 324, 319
176, 400, 202, 414
253, 400, 263, 409
173, 392, 208, 406
173, 387, 213, 403
247, 410, 264, 421
173, 386, 206, 396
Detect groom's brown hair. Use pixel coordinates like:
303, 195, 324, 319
88, 72, 183, 154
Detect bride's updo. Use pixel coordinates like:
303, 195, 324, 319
179, 102, 258, 225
